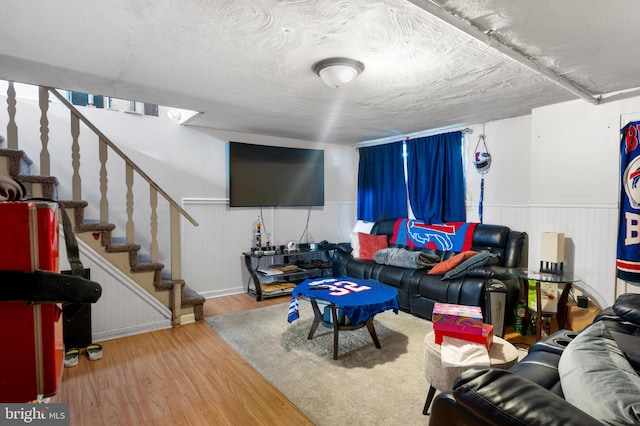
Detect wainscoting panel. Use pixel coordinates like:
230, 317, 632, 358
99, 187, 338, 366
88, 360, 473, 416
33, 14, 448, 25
479, 202, 618, 307
183, 199, 618, 306
58, 228, 172, 342
181, 199, 355, 299
617, 277, 640, 297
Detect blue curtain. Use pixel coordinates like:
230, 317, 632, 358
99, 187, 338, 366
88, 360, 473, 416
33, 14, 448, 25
357, 142, 408, 221
406, 131, 465, 223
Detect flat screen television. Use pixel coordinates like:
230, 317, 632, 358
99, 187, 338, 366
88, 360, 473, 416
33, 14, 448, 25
228, 142, 325, 207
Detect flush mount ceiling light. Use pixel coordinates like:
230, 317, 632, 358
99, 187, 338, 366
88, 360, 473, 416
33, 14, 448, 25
312, 57, 365, 89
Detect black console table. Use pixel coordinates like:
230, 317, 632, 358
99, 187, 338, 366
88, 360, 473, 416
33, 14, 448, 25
243, 246, 335, 301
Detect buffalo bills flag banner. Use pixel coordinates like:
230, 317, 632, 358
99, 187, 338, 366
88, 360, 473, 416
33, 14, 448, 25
617, 120, 640, 282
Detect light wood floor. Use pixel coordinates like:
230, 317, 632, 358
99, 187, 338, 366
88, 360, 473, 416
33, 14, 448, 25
52, 293, 315, 426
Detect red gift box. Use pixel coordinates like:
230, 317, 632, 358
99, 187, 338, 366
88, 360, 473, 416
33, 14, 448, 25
432, 302, 483, 335
434, 323, 494, 350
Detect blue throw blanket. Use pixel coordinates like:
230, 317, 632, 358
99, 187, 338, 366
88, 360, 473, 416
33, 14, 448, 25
390, 219, 477, 252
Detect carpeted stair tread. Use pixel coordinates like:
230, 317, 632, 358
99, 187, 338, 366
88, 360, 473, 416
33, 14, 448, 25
129, 251, 164, 272
157, 270, 185, 290
17, 174, 57, 184
131, 263, 164, 272
182, 284, 205, 321
182, 284, 204, 304
17, 174, 58, 199
59, 200, 88, 209
75, 220, 116, 233
157, 278, 185, 291
133, 253, 164, 270
0, 148, 33, 176
105, 242, 141, 253
59, 200, 90, 229
104, 236, 141, 253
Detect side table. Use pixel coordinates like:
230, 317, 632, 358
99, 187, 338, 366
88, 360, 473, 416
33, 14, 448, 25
506, 268, 579, 341
422, 331, 519, 415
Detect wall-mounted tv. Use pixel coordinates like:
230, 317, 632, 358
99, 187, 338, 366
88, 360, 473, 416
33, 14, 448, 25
228, 142, 325, 207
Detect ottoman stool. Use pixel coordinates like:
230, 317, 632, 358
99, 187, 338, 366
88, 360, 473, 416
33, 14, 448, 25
423, 330, 519, 415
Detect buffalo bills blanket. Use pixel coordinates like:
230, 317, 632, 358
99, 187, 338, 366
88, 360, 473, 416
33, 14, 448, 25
390, 219, 477, 252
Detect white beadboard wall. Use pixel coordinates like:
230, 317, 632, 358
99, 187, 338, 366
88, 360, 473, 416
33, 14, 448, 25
477, 201, 618, 307
181, 199, 355, 298
183, 197, 619, 307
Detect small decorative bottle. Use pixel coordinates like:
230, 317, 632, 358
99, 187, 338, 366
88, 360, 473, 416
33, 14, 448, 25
514, 300, 526, 333
253, 216, 262, 251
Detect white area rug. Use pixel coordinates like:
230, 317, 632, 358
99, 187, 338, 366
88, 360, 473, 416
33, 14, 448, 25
207, 301, 435, 425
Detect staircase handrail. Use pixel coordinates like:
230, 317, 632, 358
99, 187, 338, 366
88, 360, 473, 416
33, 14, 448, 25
47, 88, 199, 227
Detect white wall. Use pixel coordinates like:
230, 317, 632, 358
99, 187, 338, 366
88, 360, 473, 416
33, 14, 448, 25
464, 96, 640, 307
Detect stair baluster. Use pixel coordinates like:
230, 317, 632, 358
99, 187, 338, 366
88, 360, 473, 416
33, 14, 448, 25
71, 114, 81, 200
6, 82, 18, 149
38, 87, 50, 176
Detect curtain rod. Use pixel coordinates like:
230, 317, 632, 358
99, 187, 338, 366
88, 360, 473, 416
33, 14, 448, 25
355, 125, 472, 149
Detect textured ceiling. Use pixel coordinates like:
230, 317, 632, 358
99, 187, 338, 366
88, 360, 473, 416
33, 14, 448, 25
1, 0, 639, 144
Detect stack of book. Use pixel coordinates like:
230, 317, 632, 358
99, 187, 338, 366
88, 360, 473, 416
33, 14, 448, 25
261, 282, 297, 296
432, 303, 494, 350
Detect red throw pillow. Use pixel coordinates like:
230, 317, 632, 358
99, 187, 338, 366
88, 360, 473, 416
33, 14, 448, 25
358, 232, 388, 260
428, 250, 478, 275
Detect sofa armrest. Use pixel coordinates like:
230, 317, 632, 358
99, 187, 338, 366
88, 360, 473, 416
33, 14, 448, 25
612, 293, 640, 325
436, 367, 603, 426
334, 242, 353, 255
465, 265, 514, 280
429, 392, 491, 426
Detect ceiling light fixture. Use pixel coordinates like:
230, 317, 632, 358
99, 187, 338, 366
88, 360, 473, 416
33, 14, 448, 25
312, 57, 365, 89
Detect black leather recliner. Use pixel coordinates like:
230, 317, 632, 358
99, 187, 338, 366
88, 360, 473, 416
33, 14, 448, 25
429, 293, 640, 426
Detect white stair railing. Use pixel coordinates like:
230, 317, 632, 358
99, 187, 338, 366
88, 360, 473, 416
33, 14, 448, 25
4, 82, 199, 326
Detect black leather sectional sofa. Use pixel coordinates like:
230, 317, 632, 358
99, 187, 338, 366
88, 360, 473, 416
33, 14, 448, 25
332, 219, 527, 335
429, 293, 640, 426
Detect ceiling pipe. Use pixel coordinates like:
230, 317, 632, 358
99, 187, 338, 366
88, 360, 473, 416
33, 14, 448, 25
406, 0, 602, 105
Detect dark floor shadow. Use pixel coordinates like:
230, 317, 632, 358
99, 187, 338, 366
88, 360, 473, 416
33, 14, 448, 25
281, 316, 410, 368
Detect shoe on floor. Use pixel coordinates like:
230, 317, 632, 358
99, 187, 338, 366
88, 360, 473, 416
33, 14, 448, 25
86, 344, 102, 361
64, 349, 79, 368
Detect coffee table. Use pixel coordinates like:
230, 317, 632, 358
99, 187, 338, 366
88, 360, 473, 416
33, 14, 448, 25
422, 331, 519, 415
288, 277, 399, 359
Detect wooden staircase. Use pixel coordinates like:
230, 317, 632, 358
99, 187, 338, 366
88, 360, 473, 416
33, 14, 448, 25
63, 199, 205, 322
1, 82, 204, 327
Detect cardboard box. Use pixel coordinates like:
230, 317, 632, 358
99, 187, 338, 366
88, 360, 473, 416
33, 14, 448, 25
567, 301, 601, 332
433, 303, 483, 335
527, 280, 558, 313
435, 323, 494, 350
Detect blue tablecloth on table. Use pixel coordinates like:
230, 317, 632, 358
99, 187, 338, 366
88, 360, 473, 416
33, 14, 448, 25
287, 277, 399, 325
